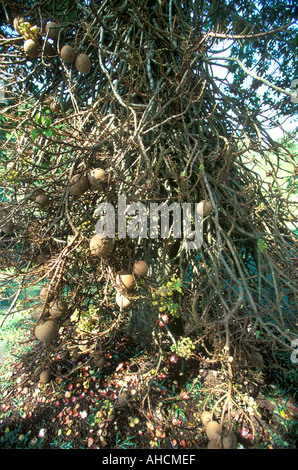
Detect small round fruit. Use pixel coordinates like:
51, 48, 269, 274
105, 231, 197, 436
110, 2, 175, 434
39, 286, 52, 301
89, 234, 113, 257
207, 439, 222, 449
206, 421, 222, 441
116, 292, 134, 310
118, 393, 129, 407
34, 319, 59, 344
44, 41, 56, 57
2, 221, 15, 234
50, 100, 61, 113
222, 431, 237, 449
93, 355, 106, 368
248, 351, 264, 368
132, 260, 149, 277
87, 168, 106, 189
45, 22, 60, 40
202, 200, 212, 217
40, 369, 52, 383
116, 271, 136, 293
32, 302, 47, 321
75, 53, 92, 74
35, 193, 50, 209
49, 300, 68, 320
60, 44, 76, 63
200, 411, 212, 426
68, 173, 89, 195
24, 39, 39, 59
34, 366, 43, 378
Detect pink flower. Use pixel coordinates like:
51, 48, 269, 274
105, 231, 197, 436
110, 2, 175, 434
169, 354, 178, 363
239, 427, 252, 438
38, 428, 46, 438
172, 417, 181, 426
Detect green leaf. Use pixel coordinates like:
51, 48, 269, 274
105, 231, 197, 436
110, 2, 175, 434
31, 129, 40, 140
43, 116, 52, 127
35, 113, 42, 124
44, 129, 54, 137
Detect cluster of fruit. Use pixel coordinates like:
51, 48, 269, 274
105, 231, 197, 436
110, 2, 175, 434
13, 17, 92, 73
89, 231, 150, 312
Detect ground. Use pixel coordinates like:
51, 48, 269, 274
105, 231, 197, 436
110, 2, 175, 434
1, 317, 297, 450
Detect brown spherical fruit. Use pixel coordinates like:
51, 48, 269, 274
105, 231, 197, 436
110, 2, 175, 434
89, 235, 113, 257
68, 173, 89, 195
32, 302, 47, 321
35, 193, 50, 209
39, 286, 53, 301
132, 260, 149, 277
118, 393, 129, 407
50, 100, 61, 113
202, 200, 212, 217
44, 41, 56, 57
248, 351, 264, 368
45, 22, 60, 40
75, 53, 92, 74
116, 271, 136, 293
116, 292, 134, 310
34, 319, 59, 344
34, 366, 43, 378
49, 300, 68, 320
93, 355, 106, 368
222, 431, 237, 449
87, 168, 106, 189
60, 45, 76, 63
2, 221, 15, 234
207, 439, 222, 449
24, 39, 39, 59
200, 411, 212, 426
206, 421, 222, 441
40, 369, 52, 383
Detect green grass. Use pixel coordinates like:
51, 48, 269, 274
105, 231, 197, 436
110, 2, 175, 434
0, 306, 34, 391
0, 269, 43, 387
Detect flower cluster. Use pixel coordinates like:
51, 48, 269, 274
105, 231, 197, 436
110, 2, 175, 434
152, 276, 183, 319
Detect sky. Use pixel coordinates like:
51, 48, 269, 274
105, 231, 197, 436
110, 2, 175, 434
209, 41, 298, 141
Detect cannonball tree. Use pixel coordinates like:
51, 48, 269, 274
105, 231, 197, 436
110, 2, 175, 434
0, 0, 297, 430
